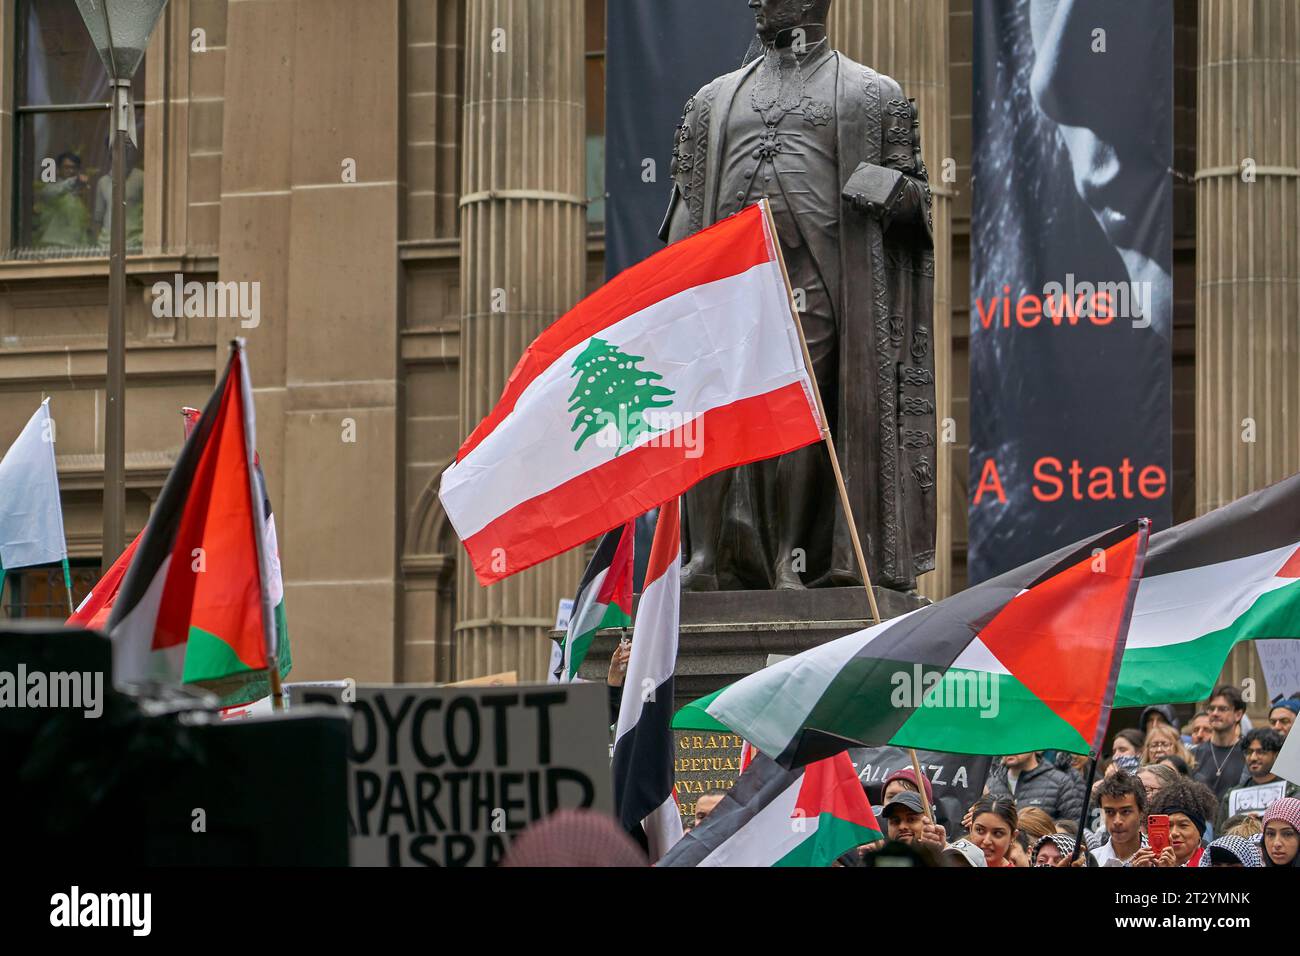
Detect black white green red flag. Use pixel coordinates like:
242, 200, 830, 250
108, 341, 281, 702
74, 406, 290, 704
658, 751, 882, 867
552, 520, 634, 682
1115, 472, 1300, 706
676, 521, 1149, 765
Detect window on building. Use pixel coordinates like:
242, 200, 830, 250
1, 562, 99, 620
585, 0, 606, 229
10, 0, 147, 259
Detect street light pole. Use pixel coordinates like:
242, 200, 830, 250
102, 78, 130, 573
73, 1, 171, 574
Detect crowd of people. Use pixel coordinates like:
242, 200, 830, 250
595, 641, 1298, 868
832, 686, 1300, 868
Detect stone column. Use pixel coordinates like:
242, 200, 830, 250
456, 0, 585, 680
830, 0, 954, 599
1197, 0, 1300, 696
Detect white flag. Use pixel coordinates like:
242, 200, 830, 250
0, 399, 68, 569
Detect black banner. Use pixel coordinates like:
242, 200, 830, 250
969, 0, 1173, 582
604, 0, 754, 278
849, 746, 994, 834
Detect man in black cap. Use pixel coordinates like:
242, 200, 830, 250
881, 790, 947, 849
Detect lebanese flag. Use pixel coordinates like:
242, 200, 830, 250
439, 201, 821, 584
677, 521, 1149, 765
612, 498, 684, 860
659, 752, 882, 867
108, 341, 277, 694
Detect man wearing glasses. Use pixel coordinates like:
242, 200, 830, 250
1191, 685, 1248, 801
1218, 728, 1299, 827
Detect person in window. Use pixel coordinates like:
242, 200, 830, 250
93, 140, 144, 249
34, 151, 91, 250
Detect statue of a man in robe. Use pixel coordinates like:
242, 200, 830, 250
661, 0, 937, 592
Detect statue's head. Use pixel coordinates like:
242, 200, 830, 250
749, 0, 831, 47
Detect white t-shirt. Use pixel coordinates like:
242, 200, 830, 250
1091, 833, 1147, 867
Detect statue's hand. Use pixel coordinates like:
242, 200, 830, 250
850, 194, 885, 219
843, 163, 905, 222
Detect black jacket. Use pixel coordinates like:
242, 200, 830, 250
986, 759, 1085, 823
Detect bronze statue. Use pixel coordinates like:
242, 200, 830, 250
661, 0, 936, 592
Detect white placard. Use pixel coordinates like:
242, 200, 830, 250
1276, 725, 1300, 788
1227, 780, 1289, 817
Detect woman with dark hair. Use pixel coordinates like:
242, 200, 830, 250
1132, 779, 1218, 867
967, 796, 1019, 868
1111, 728, 1145, 760
1261, 798, 1300, 868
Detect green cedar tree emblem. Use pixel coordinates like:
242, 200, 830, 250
567, 337, 674, 452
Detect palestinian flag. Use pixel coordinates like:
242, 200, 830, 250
439, 201, 821, 585
612, 499, 684, 860
553, 520, 634, 682
72, 408, 291, 705
658, 751, 882, 867
109, 341, 279, 701
1115, 472, 1300, 707
676, 521, 1148, 766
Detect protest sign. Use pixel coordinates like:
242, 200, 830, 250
289, 681, 614, 866
1256, 640, 1300, 701
849, 746, 993, 831
1228, 781, 1288, 818
1277, 727, 1300, 788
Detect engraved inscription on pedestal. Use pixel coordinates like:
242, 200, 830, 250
674, 730, 745, 823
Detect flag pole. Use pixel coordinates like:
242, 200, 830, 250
61, 557, 75, 615
234, 339, 283, 712
758, 199, 882, 627
907, 748, 935, 821
1068, 756, 1099, 866
759, 202, 940, 824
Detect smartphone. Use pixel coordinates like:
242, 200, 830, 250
1113, 755, 1140, 774
1147, 814, 1171, 855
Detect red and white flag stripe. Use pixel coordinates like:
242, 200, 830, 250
439, 203, 821, 584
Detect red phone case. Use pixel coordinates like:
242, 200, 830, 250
1147, 815, 1171, 855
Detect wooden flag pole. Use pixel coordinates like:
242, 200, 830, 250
908, 747, 935, 821
760, 202, 939, 823
759, 199, 882, 626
